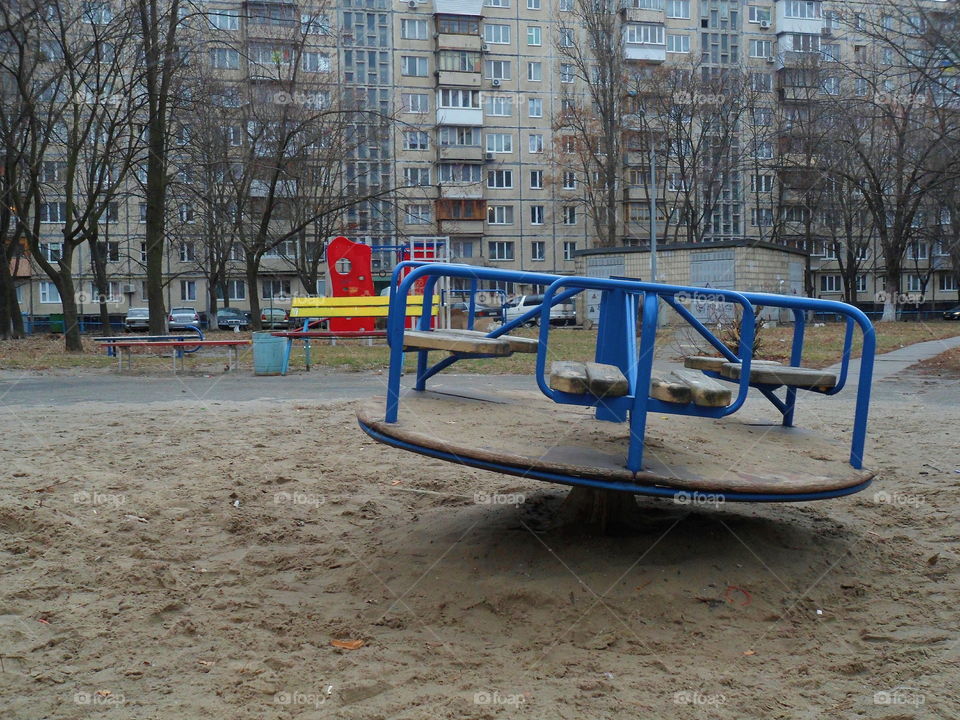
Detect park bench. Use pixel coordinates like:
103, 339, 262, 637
95, 338, 249, 372
93, 326, 203, 357
274, 295, 439, 374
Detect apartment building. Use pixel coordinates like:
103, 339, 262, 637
12, 0, 959, 322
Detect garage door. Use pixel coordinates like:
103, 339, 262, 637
689, 249, 735, 322
584, 255, 626, 324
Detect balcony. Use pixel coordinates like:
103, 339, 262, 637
624, 43, 666, 63
440, 219, 485, 235
439, 182, 483, 199
437, 107, 483, 125
774, 2, 823, 35
437, 33, 482, 51
437, 70, 482, 87
438, 145, 484, 162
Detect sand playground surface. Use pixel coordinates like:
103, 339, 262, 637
1, 367, 958, 719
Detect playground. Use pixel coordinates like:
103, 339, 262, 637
0, 357, 957, 718
1, 262, 959, 718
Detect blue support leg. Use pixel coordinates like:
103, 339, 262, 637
626, 292, 660, 472
594, 289, 637, 423
782, 309, 806, 427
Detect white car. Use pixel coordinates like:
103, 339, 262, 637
502, 294, 576, 327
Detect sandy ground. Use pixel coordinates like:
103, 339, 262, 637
0, 369, 958, 719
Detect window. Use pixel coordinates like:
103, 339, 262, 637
209, 8, 240, 30
562, 206, 576, 225
438, 163, 482, 183
822, 43, 840, 62
527, 26, 541, 46
488, 241, 515, 260
666, 34, 690, 53
821, 77, 840, 95
560, 64, 574, 83
751, 208, 774, 226
403, 131, 430, 150
40, 161, 66, 183
940, 274, 958, 292
487, 170, 514, 188
785, 1, 820, 19
140, 242, 147, 262
81, 1, 112, 24
856, 275, 868, 293
224, 280, 246, 301
404, 167, 432, 186
559, 28, 574, 47
438, 126, 480, 146
179, 242, 196, 262
527, 61, 542, 81
748, 6, 771, 23
562, 172, 577, 190
905, 275, 923, 293
563, 241, 577, 261
665, 0, 690, 19
403, 93, 429, 113
452, 240, 474, 258
210, 48, 240, 70
405, 204, 432, 225
532, 241, 545, 260
262, 279, 292, 299
401, 18, 428, 39
106, 242, 120, 262
908, 241, 928, 260
625, 24, 664, 45
486, 0, 510, 6
484, 60, 511, 80
819, 275, 841, 293
437, 15, 480, 34
528, 0, 541, 8
484, 24, 511, 44
486, 133, 513, 154
40, 281, 61, 303
750, 73, 772, 92
790, 33, 820, 53
755, 141, 773, 159
561, 136, 576, 153
528, 97, 543, 117
783, 206, 809, 223
440, 88, 481, 108
485, 95, 513, 116
438, 50, 481, 72
487, 206, 514, 224
401, 56, 428, 77
530, 205, 545, 224
751, 174, 773, 192
180, 280, 197, 301
40, 202, 67, 223
179, 204, 194, 222
41, 243, 62, 262
302, 52, 330, 73
301, 13, 330, 34
667, 173, 688, 191
528, 134, 544, 153
560, 0, 573, 10
530, 170, 544, 189
750, 39, 772, 58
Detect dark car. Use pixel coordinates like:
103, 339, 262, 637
216, 307, 251, 330
123, 307, 149, 332
944, 305, 960, 321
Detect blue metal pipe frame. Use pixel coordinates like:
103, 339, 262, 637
382, 262, 876, 477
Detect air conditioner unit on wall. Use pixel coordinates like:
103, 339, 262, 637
821, 27, 832, 36
491, 78, 501, 87
407, 0, 418, 8
759, 19, 771, 29
485, 152, 495, 161
766, 55, 776, 63
481, 43, 490, 52
122, 284, 137, 294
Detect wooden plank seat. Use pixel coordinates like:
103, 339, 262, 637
549, 361, 629, 398
403, 330, 512, 356
719, 362, 838, 390
684, 355, 782, 372
444, 329, 538, 353
667, 369, 732, 406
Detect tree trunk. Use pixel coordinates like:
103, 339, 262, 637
553, 487, 645, 535
0, 270, 10, 339
881, 274, 898, 322
245, 255, 262, 330
90, 240, 114, 336
145, 155, 167, 334
57, 259, 83, 352
0, 246, 25, 338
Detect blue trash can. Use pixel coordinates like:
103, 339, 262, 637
252, 332, 286, 375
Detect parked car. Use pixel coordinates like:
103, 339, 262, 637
168, 307, 200, 330
260, 307, 289, 329
944, 305, 960, 321
123, 307, 150, 332
502, 294, 576, 327
448, 301, 502, 320
216, 307, 251, 330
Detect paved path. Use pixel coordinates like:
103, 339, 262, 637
0, 332, 956, 407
